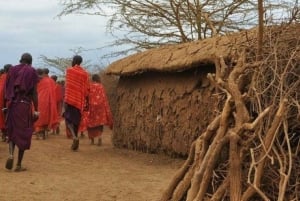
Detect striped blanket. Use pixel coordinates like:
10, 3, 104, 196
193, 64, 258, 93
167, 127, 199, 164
64, 65, 89, 112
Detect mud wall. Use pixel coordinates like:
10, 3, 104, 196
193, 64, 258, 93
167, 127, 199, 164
112, 66, 219, 157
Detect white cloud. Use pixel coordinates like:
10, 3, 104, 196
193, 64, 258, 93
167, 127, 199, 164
0, 0, 115, 69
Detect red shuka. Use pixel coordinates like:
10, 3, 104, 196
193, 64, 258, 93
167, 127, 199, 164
55, 83, 64, 121
34, 76, 58, 131
87, 82, 113, 131
64, 65, 89, 112
79, 110, 89, 132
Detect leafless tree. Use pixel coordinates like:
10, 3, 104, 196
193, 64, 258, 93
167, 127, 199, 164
38, 47, 94, 75
38, 55, 72, 76
58, 0, 299, 58
257, 0, 264, 60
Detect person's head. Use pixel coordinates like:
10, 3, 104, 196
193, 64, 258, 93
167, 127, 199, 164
43, 68, 49, 75
92, 74, 101, 83
36, 68, 44, 77
3, 64, 12, 73
51, 75, 58, 82
19, 53, 32, 65
72, 55, 82, 67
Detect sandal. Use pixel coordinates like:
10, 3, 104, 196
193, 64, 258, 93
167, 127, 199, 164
74, 139, 79, 150
5, 157, 14, 170
71, 139, 79, 151
14, 165, 27, 172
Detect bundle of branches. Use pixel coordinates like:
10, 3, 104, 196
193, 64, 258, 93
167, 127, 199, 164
160, 24, 300, 201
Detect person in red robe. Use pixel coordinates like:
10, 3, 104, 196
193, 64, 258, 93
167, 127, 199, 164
34, 68, 58, 140
64, 55, 89, 151
51, 75, 64, 135
87, 74, 113, 146
4, 53, 39, 171
0, 64, 12, 142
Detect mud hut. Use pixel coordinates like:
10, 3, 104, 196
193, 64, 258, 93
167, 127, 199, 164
106, 28, 259, 157
106, 24, 300, 200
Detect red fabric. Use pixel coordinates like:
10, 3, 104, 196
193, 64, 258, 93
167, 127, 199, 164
79, 110, 88, 132
87, 82, 113, 129
55, 83, 64, 121
87, 127, 102, 138
0, 73, 7, 129
34, 76, 58, 131
64, 65, 89, 112
55, 83, 63, 102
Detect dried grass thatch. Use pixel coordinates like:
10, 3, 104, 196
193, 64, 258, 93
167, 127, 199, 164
106, 28, 258, 75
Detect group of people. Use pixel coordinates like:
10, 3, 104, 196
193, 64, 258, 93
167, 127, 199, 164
34, 67, 63, 140
0, 53, 113, 172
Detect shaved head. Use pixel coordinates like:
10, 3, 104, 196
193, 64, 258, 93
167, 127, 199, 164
20, 53, 32, 65
72, 55, 83, 66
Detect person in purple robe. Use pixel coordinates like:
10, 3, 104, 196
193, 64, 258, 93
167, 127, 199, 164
4, 53, 39, 172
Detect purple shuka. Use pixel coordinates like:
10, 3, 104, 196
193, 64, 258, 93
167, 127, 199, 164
5, 64, 38, 150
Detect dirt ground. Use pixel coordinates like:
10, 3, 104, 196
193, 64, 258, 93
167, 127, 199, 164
0, 125, 184, 201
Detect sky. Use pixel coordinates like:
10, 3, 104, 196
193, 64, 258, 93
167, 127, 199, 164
0, 0, 118, 72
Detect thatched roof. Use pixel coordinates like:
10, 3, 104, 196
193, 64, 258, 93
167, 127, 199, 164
106, 28, 258, 76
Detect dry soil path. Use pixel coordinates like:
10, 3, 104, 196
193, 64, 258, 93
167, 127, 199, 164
0, 127, 184, 201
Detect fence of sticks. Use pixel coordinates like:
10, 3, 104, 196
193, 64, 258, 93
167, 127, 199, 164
160, 23, 300, 201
